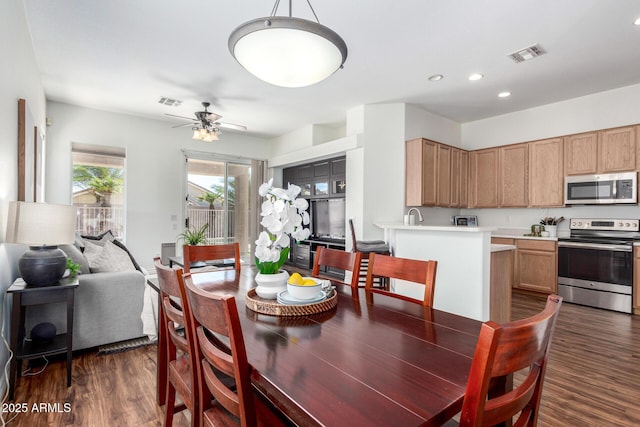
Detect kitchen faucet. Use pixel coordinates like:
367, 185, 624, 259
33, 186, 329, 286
406, 207, 424, 223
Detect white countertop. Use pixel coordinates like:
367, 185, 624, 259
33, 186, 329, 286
375, 222, 497, 232
491, 244, 516, 252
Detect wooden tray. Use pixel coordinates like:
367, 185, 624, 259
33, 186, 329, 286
245, 288, 337, 317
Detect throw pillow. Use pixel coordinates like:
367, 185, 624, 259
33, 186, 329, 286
112, 239, 143, 273
87, 240, 137, 273
59, 244, 91, 275
81, 229, 115, 247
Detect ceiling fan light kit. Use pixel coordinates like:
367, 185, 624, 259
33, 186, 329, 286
228, 0, 347, 88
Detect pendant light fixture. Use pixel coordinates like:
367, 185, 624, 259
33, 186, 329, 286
228, 0, 347, 88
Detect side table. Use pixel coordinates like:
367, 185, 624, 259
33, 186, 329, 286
7, 277, 79, 400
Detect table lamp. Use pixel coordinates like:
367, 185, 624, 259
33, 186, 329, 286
6, 201, 76, 286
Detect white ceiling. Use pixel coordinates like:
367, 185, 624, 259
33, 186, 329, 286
23, 0, 640, 139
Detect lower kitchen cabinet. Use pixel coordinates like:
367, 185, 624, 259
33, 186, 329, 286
492, 237, 558, 294
514, 239, 558, 294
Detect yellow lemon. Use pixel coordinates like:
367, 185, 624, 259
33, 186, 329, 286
302, 279, 318, 286
288, 273, 303, 285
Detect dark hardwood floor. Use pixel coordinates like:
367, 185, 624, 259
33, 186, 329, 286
4, 292, 640, 426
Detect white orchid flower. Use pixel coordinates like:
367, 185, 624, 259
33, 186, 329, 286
273, 199, 286, 214
261, 215, 284, 234
260, 200, 274, 216
286, 184, 301, 199
271, 187, 288, 200
301, 210, 310, 225
294, 197, 308, 211
274, 233, 291, 248
258, 178, 273, 197
255, 231, 272, 247
255, 245, 272, 262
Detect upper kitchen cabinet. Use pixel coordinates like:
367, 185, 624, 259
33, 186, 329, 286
564, 131, 598, 175
450, 148, 468, 208
436, 144, 452, 206
469, 148, 499, 208
529, 137, 564, 207
406, 138, 437, 206
499, 143, 528, 207
565, 126, 636, 175
598, 126, 636, 173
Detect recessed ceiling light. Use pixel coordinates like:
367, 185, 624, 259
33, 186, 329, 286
498, 91, 511, 98
468, 73, 484, 81
428, 74, 443, 81
634, 17, 640, 26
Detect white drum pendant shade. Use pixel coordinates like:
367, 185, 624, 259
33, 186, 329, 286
229, 17, 347, 88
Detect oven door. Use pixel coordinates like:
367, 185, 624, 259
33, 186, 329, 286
558, 241, 633, 313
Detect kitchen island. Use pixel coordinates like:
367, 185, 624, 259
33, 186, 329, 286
375, 223, 512, 322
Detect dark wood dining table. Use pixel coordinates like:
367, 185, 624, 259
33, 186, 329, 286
147, 267, 483, 426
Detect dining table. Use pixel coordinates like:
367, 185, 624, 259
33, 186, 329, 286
147, 267, 484, 426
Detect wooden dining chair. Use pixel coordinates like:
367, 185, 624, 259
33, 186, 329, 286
349, 219, 391, 288
182, 242, 241, 273
154, 257, 199, 427
451, 294, 563, 427
365, 253, 437, 306
182, 273, 287, 427
311, 246, 362, 288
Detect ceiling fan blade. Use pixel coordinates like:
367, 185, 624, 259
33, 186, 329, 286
165, 113, 197, 121
172, 122, 195, 128
205, 112, 222, 122
217, 121, 247, 131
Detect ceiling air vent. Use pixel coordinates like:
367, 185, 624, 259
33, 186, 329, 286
158, 97, 182, 107
507, 44, 546, 63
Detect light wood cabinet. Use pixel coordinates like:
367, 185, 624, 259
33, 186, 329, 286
490, 249, 513, 323
514, 239, 557, 294
436, 144, 452, 206
469, 148, 499, 208
529, 138, 564, 207
405, 138, 437, 206
499, 143, 528, 207
565, 126, 636, 175
564, 131, 598, 175
459, 150, 469, 208
598, 126, 636, 173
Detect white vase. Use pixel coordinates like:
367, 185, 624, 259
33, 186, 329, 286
255, 270, 289, 300
545, 225, 557, 238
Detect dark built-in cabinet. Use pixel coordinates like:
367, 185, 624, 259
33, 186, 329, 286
284, 156, 346, 272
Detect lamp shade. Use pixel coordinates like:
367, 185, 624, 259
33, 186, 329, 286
6, 202, 76, 246
229, 17, 347, 88
6, 202, 76, 286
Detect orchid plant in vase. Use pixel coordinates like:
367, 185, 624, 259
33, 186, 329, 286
255, 178, 311, 275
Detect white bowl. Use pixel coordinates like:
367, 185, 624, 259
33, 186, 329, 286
287, 277, 322, 300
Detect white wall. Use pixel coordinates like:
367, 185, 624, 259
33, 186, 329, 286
45, 102, 272, 270
0, 0, 48, 401
462, 83, 640, 149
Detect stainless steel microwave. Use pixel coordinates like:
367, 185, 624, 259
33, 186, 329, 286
564, 172, 637, 205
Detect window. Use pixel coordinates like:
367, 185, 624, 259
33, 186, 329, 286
72, 143, 126, 238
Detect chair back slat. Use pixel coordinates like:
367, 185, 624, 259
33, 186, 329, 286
153, 257, 200, 426
183, 273, 258, 427
183, 243, 241, 273
312, 246, 362, 287
459, 294, 563, 427
365, 253, 437, 306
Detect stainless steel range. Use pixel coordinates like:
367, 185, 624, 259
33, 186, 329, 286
557, 218, 638, 313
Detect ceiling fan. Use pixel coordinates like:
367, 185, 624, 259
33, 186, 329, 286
165, 102, 247, 139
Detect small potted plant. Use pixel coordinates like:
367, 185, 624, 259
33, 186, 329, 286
177, 223, 209, 245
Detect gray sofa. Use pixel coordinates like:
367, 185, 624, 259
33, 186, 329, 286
12, 236, 147, 351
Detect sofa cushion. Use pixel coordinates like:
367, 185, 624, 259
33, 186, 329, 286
59, 244, 91, 275
81, 229, 115, 246
112, 239, 143, 272
85, 240, 137, 273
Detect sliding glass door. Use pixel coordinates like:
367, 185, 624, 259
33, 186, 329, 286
185, 154, 256, 262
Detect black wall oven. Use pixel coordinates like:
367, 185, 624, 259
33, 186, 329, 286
557, 218, 637, 314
